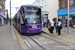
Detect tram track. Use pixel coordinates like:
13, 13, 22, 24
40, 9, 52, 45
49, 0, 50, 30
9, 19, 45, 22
13, 25, 75, 50
27, 36, 46, 50
41, 32, 75, 50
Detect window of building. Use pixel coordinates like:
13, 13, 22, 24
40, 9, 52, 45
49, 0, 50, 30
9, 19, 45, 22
42, 0, 44, 4
45, 0, 47, 2
41, 7, 44, 11
62, 2, 65, 8
45, 5, 47, 11
38, 1, 39, 6
59, 0, 61, 1
38, 1, 39, 3
70, 0, 74, 6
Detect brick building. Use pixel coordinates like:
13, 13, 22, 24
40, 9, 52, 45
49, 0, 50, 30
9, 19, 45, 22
0, 0, 5, 13
59, 0, 75, 9
58, 0, 75, 27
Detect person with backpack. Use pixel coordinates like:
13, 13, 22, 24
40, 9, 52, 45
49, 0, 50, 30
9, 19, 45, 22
57, 19, 62, 35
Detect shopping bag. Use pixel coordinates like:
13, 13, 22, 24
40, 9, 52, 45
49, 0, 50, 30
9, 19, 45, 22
60, 25, 62, 29
48, 28, 52, 33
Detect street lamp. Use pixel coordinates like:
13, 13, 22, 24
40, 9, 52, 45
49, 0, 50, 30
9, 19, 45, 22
67, 0, 69, 34
10, 0, 11, 25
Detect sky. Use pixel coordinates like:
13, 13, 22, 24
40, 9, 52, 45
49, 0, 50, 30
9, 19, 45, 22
5, 0, 35, 18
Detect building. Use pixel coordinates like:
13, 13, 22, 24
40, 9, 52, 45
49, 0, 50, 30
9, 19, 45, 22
5, 9, 9, 19
32, 0, 59, 21
59, 0, 75, 9
0, 0, 5, 14
58, 0, 75, 27
4, 9, 9, 24
0, 0, 6, 25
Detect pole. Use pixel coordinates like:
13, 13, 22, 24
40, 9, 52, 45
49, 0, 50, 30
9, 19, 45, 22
67, 0, 69, 34
10, 0, 11, 25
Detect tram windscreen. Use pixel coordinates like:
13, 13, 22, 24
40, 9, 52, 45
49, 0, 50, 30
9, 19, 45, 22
23, 7, 41, 24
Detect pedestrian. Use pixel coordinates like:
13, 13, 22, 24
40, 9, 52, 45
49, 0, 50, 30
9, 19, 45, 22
57, 19, 62, 35
47, 19, 50, 27
54, 18, 58, 33
44, 19, 47, 28
50, 19, 54, 34
6, 20, 8, 25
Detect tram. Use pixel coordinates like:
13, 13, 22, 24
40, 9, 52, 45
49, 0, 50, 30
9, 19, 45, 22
13, 5, 42, 34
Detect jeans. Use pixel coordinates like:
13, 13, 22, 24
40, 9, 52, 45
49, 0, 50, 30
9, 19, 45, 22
58, 26, 61, 35
54, 24, 58, 33
51, 26, 54, 33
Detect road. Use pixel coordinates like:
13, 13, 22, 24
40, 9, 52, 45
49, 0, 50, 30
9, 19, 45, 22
12, 26, 75, 50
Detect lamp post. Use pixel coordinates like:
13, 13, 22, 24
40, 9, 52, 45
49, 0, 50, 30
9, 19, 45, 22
67, 0, 69, 34
10, 0, 11, 25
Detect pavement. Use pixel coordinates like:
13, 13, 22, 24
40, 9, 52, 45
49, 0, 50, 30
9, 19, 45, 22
0, 23, 75, 50
0, 23, 14, 50
42, 27, 75, 44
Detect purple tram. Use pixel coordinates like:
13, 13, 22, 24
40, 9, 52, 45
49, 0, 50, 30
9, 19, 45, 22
13, 5, 42, 34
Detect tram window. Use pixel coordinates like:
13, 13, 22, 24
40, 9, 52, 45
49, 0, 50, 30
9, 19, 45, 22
20, 13, 24, 24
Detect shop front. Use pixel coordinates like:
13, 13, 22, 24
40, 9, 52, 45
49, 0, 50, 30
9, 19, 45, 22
58, 7, 75, 27
0, 11, 4, 25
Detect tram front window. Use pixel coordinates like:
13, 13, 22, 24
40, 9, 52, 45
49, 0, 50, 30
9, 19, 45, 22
24, 7, 41, 24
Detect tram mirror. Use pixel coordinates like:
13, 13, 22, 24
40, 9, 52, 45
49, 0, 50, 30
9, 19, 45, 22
36, 8, 41, 15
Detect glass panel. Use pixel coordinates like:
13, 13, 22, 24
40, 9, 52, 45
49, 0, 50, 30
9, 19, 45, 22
0, 18, 2, 24
70, 0, 73, 6
62, 2, 65, 8
20, 13, 24, 24
24, 7, 41, 24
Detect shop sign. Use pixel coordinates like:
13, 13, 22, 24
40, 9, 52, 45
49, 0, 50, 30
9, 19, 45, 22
66, 8, 75, 11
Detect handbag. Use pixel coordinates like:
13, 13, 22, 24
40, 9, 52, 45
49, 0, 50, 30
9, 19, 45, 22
60, 25, 62, 29
48, 27, 52, 33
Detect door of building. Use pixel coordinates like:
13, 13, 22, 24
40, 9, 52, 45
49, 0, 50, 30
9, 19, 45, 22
0, 18, 2, 25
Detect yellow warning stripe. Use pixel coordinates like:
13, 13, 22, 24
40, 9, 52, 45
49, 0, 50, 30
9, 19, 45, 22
13, 26, 24, 44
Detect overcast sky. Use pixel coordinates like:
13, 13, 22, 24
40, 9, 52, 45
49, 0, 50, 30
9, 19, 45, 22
5, 0, 35, 18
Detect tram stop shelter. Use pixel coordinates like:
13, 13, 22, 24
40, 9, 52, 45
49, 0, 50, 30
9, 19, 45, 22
42, 11, 49, 28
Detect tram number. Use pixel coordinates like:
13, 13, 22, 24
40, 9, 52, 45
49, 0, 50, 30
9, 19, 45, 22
32, 26, 37, 28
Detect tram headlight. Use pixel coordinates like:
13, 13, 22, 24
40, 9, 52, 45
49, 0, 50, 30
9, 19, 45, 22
38, 26, 40, 28
26, 26, 32, 28
40, 30, 41, 31
27, 30, 29, 33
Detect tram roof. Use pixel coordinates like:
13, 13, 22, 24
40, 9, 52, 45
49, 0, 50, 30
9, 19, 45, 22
21, 5, 40, 8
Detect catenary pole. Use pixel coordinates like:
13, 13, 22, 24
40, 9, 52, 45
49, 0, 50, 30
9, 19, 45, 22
67, 0, 69, 34
10, 0, 11, 25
